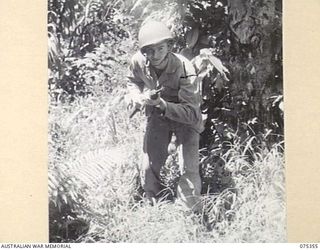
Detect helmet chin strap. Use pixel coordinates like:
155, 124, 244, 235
152, 53, 169, 70
142, 50, 170, 71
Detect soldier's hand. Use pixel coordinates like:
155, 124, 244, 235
146, 97, 167, 113
145, 94, 161, 106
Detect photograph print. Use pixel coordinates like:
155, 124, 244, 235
48, 0, 285, 243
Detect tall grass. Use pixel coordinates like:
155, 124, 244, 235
49, 88, 286, 243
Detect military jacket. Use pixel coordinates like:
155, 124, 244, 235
127, 51, 203, 133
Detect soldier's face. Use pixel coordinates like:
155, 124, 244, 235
143, 41, 169, 68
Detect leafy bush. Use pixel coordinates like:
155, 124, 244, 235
73, 135, 285, 243
48, 0, 136, 98
48, 92, 145, 242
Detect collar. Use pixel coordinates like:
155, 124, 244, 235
164, 52, 179, 74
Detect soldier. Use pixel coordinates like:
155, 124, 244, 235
127, 20, 203, 212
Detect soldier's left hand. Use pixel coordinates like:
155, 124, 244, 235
145, 95, 161, 106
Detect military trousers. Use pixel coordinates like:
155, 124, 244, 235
141, 113, 202, 212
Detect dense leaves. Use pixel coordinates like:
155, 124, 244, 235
175, 0, 283, 193
48, 0, 134, 99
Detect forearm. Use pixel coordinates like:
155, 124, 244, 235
162, 101, 200, 125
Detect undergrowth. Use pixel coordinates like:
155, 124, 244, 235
49, 88, 286, 243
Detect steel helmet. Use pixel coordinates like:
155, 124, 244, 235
138, 21, 173, 49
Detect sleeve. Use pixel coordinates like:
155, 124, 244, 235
164, 60, 202, 127
126, 55, 145, 103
